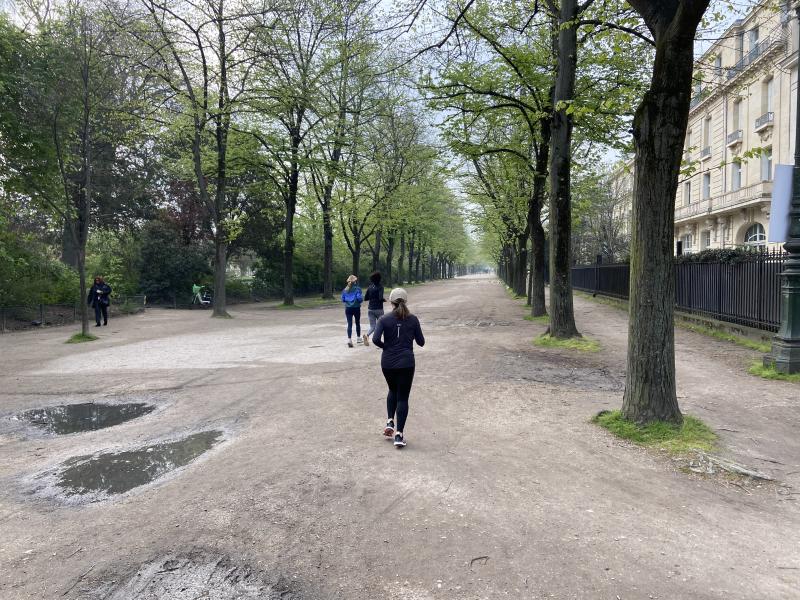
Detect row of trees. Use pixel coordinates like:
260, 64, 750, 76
418, 0, 730, 424
0, 0, 472, 332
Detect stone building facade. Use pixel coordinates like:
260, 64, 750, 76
675, 1, 798, 253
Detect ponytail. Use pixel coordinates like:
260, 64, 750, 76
392, 298, 410, 320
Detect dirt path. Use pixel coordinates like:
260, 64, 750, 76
1, 275, 798, 599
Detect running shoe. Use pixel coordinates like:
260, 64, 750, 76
357, 336, 363, 344
347, 339, 354, 348
393, 433, 406, 448
363, 333, 369, 346
383, 420, 394, 438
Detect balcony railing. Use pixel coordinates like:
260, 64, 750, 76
675, 199, 712, 222
675, 181, 772, 222
715, 180, 772, 212
725, 29, 788, 81
755, 111, 774, 130
700, 146, 711, 159
727, 130, 743, 145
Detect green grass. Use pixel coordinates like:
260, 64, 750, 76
748, 362, 800, 382
576, 290, 772, 354
681, 323, 770, 353
66, 333, 98, 344
524, 314, 549, 323
504, 285, 526, 301
532, 334, 600, 352
592, 410, 718, 454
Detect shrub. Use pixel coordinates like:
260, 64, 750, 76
0, 224, 79, 307
676, 247, 764, 264
138, 220, 212, 303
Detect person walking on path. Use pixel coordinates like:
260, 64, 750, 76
372, 288, 425, 448
341, 274, 363, 348
362, 271, 386, 347
87, 276, 112, 327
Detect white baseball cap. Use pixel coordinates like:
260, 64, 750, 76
389, 288, 408, 303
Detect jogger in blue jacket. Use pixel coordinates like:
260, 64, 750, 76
341, 275, 363, 348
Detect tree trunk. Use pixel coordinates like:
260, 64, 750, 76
398, 232, 406, 285
373, 228, 382, 273
385, 234, 395, 285
530, 114, 551, 317
547, 0, 580, 338
213, 236, 228, 317
283, 200, 295, 305
352, 240, 361, 279
283, 126, 303, 306
415, 246, 421, 282
530, 214, 547, 317
78, 251, 88, 336
322, 201, 334, 299
623, 0, 709, 424
61, 218, 79, 269
407, 232, 415, 284
515, 235, 527, 296
212, 7, 231, 318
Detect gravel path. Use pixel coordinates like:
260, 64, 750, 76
1, 275, 798, 599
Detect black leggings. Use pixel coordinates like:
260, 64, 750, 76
94, 304, 108, 325
382, 367, 415, 433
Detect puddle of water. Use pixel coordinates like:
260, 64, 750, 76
18, 402, 155, 434
56, 430, 223, 497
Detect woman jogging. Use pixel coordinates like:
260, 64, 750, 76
362, 271, 386, 346
87, 276, 112, 327
371, 288, 425, 448
341, 275, 363, 348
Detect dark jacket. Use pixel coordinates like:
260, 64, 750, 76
364, 283, 385, 310
88, 283, 112, 307
372, 312, 425, 369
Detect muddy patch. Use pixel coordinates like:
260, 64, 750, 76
34, 430, 224, 502
426, 317, 513, 327
83, 552, 293, 599
17, 402, 155, 435
492, 351, 624, 392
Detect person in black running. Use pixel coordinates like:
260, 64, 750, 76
362, 271, 385, 347
371, 287, 425, 448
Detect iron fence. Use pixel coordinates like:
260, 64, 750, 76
0, 295, 146, 333
570, 251, 787, 332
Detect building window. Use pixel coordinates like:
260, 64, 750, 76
749, 27, 760, 53
714, 54, 722, 76
703, 116, 711, 148
732, 100, 741, 130
684, 181, 692, 205
744, 223, 766, 246
681, 234, 694, 253
702, 173, 711, 199
732, 161, 742, 191
764, 77, 774, 113
761, 148, 773, 182
702, 230, 712, 248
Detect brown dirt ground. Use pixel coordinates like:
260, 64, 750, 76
0, 275, 798, 599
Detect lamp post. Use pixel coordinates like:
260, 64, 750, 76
767, 3, 800, 373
